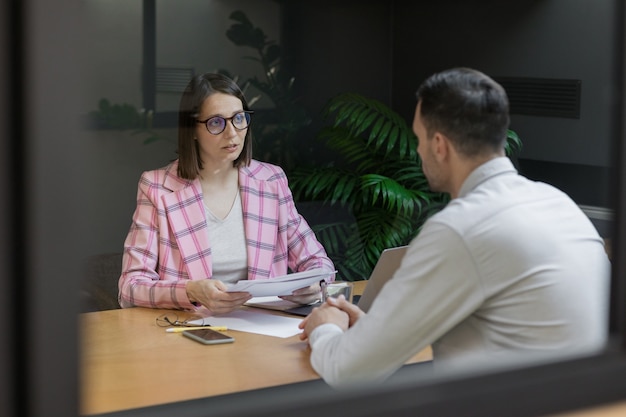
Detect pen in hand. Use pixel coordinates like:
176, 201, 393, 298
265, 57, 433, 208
165, 326, 228, 333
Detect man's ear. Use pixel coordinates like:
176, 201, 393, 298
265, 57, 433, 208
432, 132, 451, 162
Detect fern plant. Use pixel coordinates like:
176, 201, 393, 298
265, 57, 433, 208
290, 93, 522, 281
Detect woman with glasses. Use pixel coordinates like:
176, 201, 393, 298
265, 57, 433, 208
118, 73, 335, 313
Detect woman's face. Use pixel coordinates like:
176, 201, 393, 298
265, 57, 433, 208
195, 92, 247, 168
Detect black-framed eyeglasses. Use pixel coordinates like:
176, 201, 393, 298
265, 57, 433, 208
196, 111, 253, 135
155, 313, 207, 327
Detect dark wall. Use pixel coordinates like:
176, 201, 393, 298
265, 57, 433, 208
391, 0, 619, 207
281, 0, 393, 140
282, 0, 619, 207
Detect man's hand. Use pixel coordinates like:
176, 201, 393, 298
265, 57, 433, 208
186, 279, 251, 314
326, 294, 366, 327
298, 295, 365, 341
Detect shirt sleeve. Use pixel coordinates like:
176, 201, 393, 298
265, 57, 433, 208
307, 220, 484, 386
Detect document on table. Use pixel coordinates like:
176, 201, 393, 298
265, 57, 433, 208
226, 268, 335, 297
245, 296, 302, 311
187, 309, 303, 338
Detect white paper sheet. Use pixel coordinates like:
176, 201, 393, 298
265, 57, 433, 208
244, 296, 302, 311
187, 309, 303, 338
226, 268, 335, 297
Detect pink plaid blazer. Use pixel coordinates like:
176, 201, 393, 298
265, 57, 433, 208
118, 159, 334, 310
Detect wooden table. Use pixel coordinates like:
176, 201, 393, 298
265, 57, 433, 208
80, 281, 432, 415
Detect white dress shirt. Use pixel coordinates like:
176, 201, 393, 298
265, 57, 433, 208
308, 157, 611, 386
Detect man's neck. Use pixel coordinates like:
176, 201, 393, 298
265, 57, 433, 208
448, 153, 503, 199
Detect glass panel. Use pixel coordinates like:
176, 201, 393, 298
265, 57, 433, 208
80, 0, 619, 415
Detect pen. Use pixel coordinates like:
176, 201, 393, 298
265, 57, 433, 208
165, 326, 228, 333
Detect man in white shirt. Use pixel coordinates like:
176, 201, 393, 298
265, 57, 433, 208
299, 67, 611, 387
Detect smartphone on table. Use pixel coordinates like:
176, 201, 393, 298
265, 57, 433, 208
182, 328, 235, 345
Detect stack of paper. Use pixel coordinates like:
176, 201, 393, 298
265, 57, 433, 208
226, 268, 335, 297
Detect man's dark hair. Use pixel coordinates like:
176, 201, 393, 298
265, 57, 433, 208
416, 67, 510, 157
177, 72, 253, 179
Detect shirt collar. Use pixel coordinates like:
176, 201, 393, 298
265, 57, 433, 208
457, 157, 518, 198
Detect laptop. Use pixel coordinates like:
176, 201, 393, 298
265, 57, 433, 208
278, 245, 409, 316
356, 245, 408, 312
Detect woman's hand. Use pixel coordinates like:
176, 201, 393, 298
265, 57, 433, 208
186, 279, 252, 314
280, 282, 322, 305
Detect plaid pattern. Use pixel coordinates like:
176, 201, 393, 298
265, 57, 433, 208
119, 159, 334, 310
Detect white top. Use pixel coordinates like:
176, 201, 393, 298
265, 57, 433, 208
205, 192, 248, 284
308, 157, 611, 386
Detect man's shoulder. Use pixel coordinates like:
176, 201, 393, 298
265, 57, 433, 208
432, 172, 577, 233
426, 174, 523, 228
